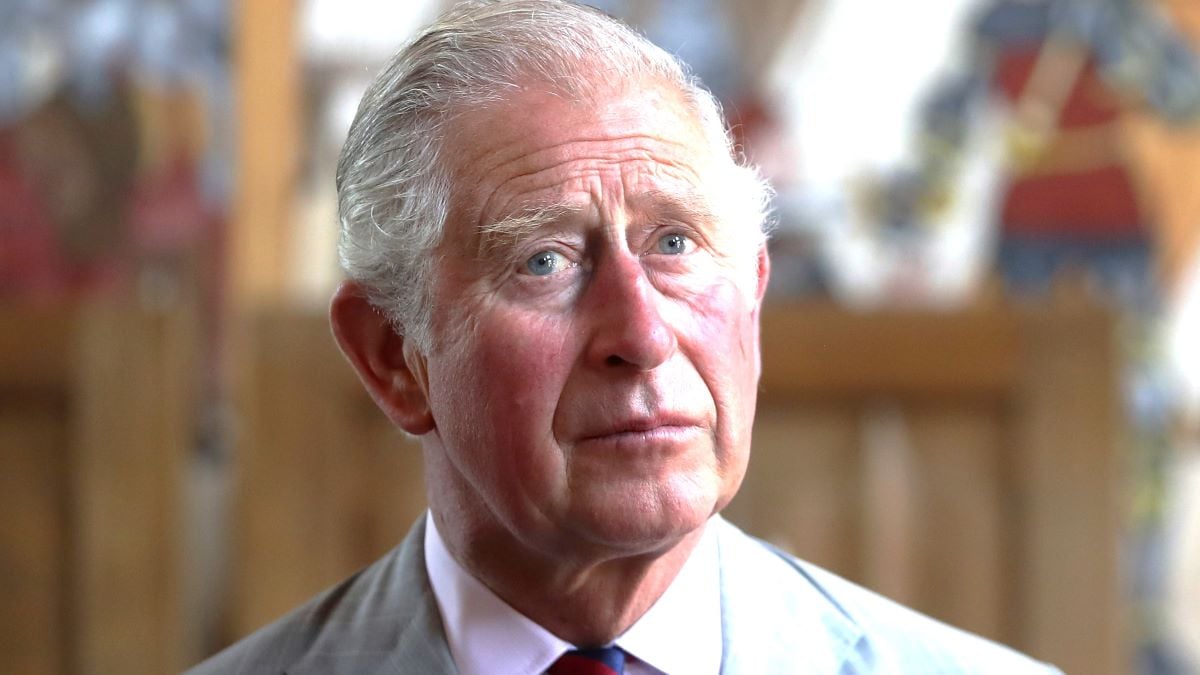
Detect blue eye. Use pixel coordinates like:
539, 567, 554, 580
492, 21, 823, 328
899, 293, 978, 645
525, 250, 570, 276
656, 233, 691, 255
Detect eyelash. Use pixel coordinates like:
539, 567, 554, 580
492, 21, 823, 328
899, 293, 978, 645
523, 249, 576, 276
515, 228, 700, 276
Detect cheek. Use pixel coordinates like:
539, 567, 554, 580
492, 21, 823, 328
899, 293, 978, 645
430, 307, 577, 471
423, 309, 583, 530
672, 275, 762, 435
474, 310, 576, 410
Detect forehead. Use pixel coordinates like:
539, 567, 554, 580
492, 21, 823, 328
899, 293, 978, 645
440, 80, 724, 231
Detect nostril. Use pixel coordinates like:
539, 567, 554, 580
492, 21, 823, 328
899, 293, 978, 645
604, 354, 625, 367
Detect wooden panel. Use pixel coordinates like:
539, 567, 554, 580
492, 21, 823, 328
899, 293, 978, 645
1014, 306, 1127, 674
357, 407, 428, 565
0, 301, 193, 674
857, 403, 921, 605
322, 393, 424, 588
232, 308, 350, 634
727, 405, 863, 576
908, 405, 1008, 642
230, 307, 427, 639
740, 302, 1125, 672
736, 399, 1012, 640
0, 407, 69, 675
0, 305, 73, 395
71, 303, 195, 674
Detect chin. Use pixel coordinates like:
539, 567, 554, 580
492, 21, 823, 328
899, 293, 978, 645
565, 472, 724, 555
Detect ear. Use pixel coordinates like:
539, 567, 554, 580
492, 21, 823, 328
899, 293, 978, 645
754, 242, 771, 303
329, 281, 435, 435
749, 244, 771, 380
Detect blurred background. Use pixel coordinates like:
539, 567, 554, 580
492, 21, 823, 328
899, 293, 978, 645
2, 0, 1200, 673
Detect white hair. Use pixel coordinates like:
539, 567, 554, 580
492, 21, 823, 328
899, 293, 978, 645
335, 0, 771, 348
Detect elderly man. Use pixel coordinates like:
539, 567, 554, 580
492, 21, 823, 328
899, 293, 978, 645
192, 1, 1060, 673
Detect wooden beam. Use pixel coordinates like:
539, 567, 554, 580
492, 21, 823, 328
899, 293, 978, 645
759, 301, 1021, 400
229, 0, 302, 308
1012, 305, 1128, 674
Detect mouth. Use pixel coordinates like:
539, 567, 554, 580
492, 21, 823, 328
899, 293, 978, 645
577, 414, 705, 446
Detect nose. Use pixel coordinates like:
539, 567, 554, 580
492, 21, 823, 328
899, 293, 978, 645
582, 252, 677, 371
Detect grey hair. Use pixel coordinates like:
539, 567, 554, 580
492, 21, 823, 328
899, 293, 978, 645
335, 0, 772, 349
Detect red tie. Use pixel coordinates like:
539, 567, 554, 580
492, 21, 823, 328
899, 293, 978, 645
547, 647, 625, 675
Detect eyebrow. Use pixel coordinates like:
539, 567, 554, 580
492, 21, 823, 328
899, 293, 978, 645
476, 201, 584, 259
473, 188, 724, 259
633, 188, 721, 229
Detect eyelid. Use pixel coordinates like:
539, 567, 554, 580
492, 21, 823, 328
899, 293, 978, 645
645, 224, 702, 255
523, 250, 567, 276
516, 240, 581, 276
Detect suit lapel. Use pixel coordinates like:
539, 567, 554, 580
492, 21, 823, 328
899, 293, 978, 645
714, 518, 865, 674
289, 515, 458, 674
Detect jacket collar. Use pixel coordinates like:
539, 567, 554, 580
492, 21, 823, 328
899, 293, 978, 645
288, 515, 458, 674
714, 517, 865, 673
286, 514, 868, 674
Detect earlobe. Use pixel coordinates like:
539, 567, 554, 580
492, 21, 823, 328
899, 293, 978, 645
329, 281, 435, 435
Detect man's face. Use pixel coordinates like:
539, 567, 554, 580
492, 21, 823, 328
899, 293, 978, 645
418, 80, 768, 559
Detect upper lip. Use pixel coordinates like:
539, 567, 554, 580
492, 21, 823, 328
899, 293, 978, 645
579, 412, 701, 440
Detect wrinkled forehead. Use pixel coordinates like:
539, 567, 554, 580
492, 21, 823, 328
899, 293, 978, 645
442, 75, 721, 166
438, 77, 734, 233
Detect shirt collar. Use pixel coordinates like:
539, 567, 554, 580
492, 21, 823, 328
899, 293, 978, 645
425, 515, 569, 675
425, 513, 723, 675
615, 517, 722, 675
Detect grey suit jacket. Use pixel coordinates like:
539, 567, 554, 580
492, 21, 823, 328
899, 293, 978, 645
188, 516, 1060, 674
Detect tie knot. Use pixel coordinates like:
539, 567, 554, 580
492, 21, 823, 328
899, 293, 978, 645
548, 646, 625, 675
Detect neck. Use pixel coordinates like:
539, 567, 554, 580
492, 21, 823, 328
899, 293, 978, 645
429, 508, 706, 646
